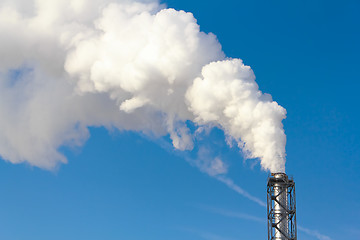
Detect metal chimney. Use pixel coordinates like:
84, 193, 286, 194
267, 173, 297, 240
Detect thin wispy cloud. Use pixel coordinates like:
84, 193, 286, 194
198, 205, 265, 223
199, 232, 238, 240
214, 175, 266, 207
178, 227, 237, 240
298, 226, 332, 240
200, 205, 332, 240
180, 145, 266, 207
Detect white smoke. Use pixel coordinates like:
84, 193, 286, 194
0, 0, 286, 172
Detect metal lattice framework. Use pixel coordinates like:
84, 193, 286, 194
267, 173, 297, 240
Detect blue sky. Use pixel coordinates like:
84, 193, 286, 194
0, 0, 359, 239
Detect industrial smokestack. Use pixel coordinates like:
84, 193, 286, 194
267, 173, 297, 240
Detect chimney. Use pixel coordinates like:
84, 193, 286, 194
267, 173, 297, 240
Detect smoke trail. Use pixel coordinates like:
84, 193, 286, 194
0, 0, 286, 172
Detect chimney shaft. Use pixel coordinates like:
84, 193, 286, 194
267, 173, 297, 240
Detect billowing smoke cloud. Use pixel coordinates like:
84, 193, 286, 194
0, 0, 286, 172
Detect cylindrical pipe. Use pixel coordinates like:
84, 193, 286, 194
273, 173, 288, 240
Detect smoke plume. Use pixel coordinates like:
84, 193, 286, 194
0, 0, 286, 172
